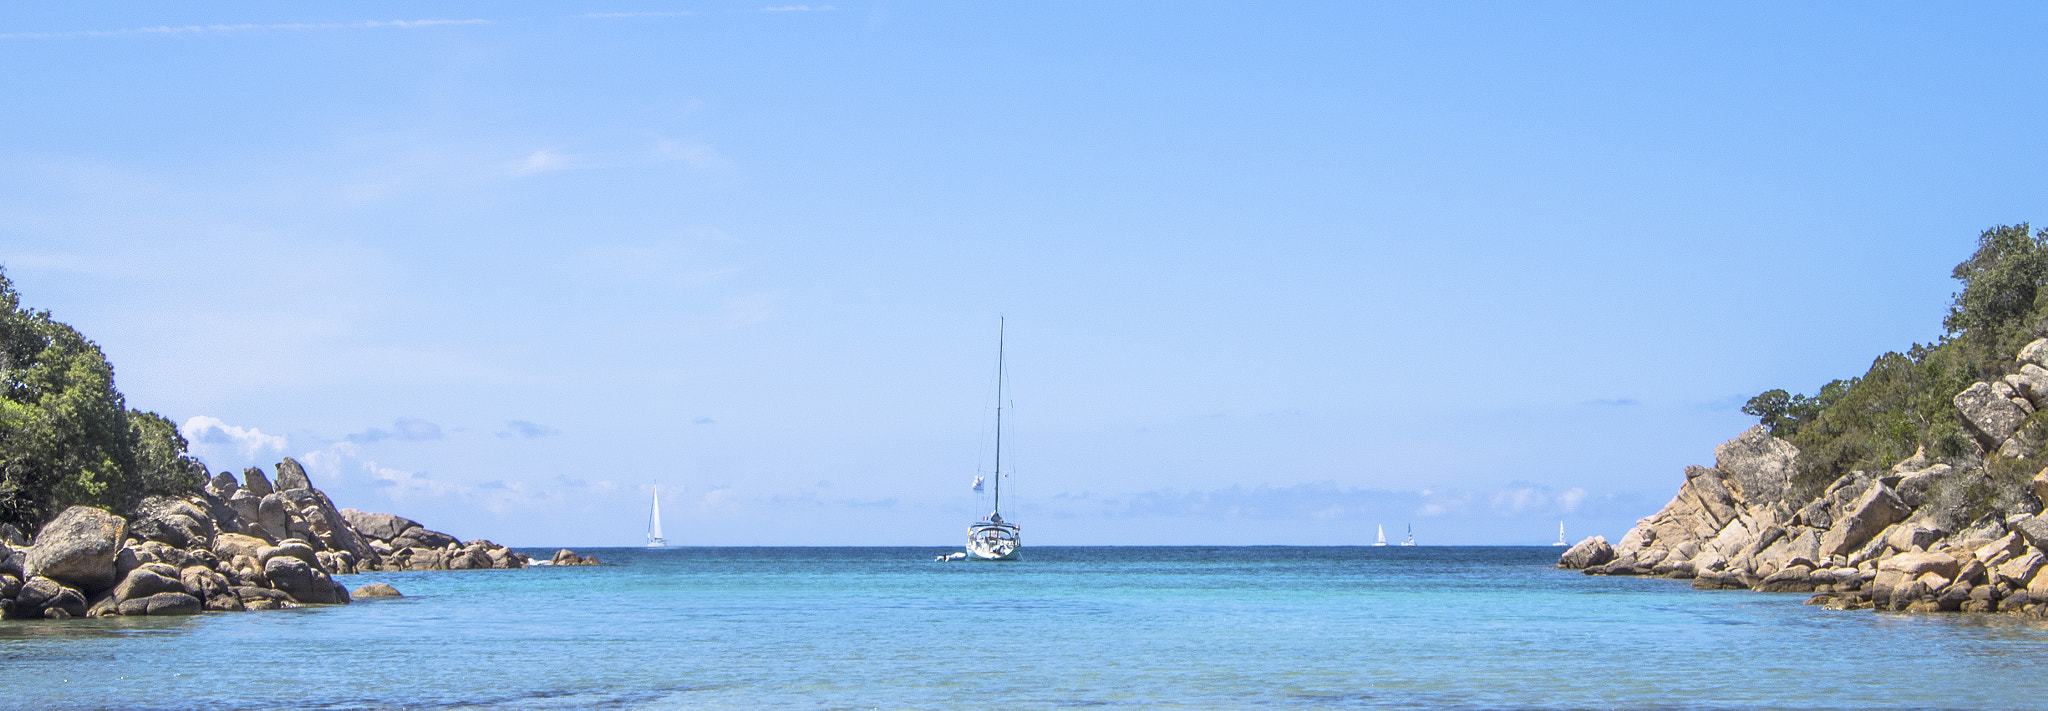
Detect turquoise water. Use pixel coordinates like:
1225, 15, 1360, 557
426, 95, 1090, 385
5, 546, 2048, 709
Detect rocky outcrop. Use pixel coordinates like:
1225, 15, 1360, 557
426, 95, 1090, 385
0, 458, 534, 621
548, 549, 602, 566
1567, 337, 2048, 617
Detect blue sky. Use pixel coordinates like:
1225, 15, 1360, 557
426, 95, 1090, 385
3, 2, 2045, 545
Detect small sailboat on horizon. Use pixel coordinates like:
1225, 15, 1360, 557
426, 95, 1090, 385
1401, 524, 1415, 546
1553, 521, 1568, 547
1373, 525, 1387, 547
646, 483, 668, 548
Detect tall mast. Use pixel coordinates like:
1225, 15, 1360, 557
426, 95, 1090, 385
993, 317, 1004, 517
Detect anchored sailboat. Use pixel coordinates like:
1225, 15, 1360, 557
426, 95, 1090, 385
966, 319, 1022, 561
1402, 524, 1415, 546
646, 484, 667, 547
1553, 521, 1568, 547
1373, 525, 1387, 546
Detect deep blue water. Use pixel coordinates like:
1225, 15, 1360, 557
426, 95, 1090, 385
5, 546, 2048, 709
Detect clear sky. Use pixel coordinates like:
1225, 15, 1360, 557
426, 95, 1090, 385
3, 2, 2045, 546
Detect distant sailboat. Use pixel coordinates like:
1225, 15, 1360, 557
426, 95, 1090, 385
646, 484, 668, 548
965, 319, 1021, 561
1402, 524, 1415, 546
1553, 521, 1568, 547
1373, 525, 1387, 546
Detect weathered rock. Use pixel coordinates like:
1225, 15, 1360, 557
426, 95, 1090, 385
1957, 381, 2031, 447
274, 457, 312, 491
129, 496, 212, 550
1558, 536, 1615, 569
263, 556, 347, 604
1714, 425, 1798, 506
206, 470, 241, 499
1882, 551, 1962, 580
352, 583, 402, 598
258, 540, 323, 571
212, 532, 268, 562
255, 493, 292, 541
1998, 550, 2046, 586
10, 576, 87, 619
1822, 484, 1910, 557
243, 467, 274, 497
407, 528, 459, 550
1757, 565, 1815, 593
340, 509, 419, 542
109, 569, 182, 603
24, 506, 128, 593
138, 592, 202, 616
1886, 522, 1946, 552
1894, 465, 1954, 509
0, 522, 25, 546
2012, 516, 2048, 550
2021, 338, 2048, 369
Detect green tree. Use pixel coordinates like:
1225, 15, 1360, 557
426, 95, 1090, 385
0, 268, 199, 530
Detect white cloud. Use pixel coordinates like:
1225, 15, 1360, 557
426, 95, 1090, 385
0, 19, 489, 40
180, 415, 288, 461
762, 6, 836, 11
515, 150, 574, 175
578, 11, 695, 19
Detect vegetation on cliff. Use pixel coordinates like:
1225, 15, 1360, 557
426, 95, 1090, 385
0, 269, 201, 531
1743, 223, 2048, 499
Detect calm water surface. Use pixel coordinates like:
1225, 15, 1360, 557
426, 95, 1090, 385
4, 546, 2046, 709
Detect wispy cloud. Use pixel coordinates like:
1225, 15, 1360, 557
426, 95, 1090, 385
577, 11, 695, 19
499, 420, 560, 439
762, 5, 837, 11
1584, 397, 1641, 406
181, 415, 288, 461
346, 417, 445, 444
0, 19, 489, 40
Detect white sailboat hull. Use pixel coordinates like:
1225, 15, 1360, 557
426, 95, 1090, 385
966, 522, 1021, 561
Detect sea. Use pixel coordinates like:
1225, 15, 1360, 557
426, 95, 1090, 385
4, 546, 2048, 709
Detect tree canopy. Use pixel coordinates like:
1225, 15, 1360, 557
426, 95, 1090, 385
0, 268, 201, 530
1744, 223, 2048, 496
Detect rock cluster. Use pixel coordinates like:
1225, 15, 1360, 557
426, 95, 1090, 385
1563, 338, 2048, 616
0, 458, 527, 620
547, 549, 602, 566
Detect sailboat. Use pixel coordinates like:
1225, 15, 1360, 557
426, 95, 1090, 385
646, 484, 668, 548
966, 319, 1022, 561
1373, 525, 1387, 546
1553, 521, 1568, 547
1402, 524, 1416, 546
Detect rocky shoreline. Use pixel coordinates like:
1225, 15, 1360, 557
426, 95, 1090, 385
0, 458, 531, 619
1561, 338, 2048, 615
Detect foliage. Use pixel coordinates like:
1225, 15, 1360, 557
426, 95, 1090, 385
0, 268, 200, 530
1744, 224, 2048, 499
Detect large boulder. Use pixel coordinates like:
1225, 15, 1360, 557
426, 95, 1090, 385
263, 556, 347, 605
1713, 426, 1798, 506
109, 569, 183, 603
212, 533, 269, 561
1820, 484, 1909, 557
1881, 551, 1962, 579
352, 583, 402, 598
2021, 338, 2048, 369
24, 506, 128, 593
274, 457, 312, 491
1558, 536, 1615, 569
129, 496, 212, 550
1894, 465, 1953, 510
255, 493, 292, 540
11, 576, 88, 619
339, 509, 419, 542
1956, 381, 2031, 447
242, 467, 274, 497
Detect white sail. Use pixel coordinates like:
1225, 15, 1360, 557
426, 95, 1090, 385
1374, 525, 1387, 546
1553, 521, 1567, 546
647, 484, 667, 547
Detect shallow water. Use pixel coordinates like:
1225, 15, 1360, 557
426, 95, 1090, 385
4, 546, 2047, 709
